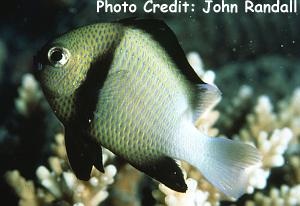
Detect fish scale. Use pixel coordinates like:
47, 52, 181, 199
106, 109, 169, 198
90, 28, 189, 165
36, 18, 261, 198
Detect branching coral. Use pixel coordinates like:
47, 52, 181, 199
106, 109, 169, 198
14, 73, 43, 116
238, 90, 300, 193
156, 178, 213, 206
245, 185, 300, 206
219, 84, 254, 134
278, 88, 300, 145
5, 133, 117, 206
289, 155, 300, 184
242, 127, 292, 193
187, 52, 216, 85
5, 170, 39, 206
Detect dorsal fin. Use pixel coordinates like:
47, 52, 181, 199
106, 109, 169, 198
118, 18, 205, 85
193, 84, 221, 122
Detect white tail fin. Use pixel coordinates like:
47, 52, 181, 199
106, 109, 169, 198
173, 126, 261, 199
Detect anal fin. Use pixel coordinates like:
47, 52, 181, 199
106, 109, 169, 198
65, 127, 104, 180
131, 156, 187, 192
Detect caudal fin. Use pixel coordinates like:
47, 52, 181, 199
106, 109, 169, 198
175, 128, 261, 199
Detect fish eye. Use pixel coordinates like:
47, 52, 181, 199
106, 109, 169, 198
48, 47, 70, 67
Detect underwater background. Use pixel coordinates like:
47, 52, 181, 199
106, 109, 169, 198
1, 0, 300, 205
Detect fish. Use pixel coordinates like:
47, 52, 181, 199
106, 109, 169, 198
34, 18, 261, 199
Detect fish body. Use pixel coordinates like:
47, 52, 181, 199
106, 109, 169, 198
35, 18, 261, 199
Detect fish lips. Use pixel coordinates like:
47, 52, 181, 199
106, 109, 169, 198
33, 43, 52, 78
33, 55, 41, 79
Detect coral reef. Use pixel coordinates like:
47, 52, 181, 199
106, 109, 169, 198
5, 170, 39, 206
1, 1, 300, 204
6, 133, 117, 206
5, 51, 300, 206
14, 74, 43, 116
155, 177, 215, 206
107, 164, 145, 206
245, 185, 300, 206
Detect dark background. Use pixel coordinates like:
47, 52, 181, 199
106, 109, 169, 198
0, 0, 299, 205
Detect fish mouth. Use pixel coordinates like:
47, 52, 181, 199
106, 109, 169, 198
33, 43, 49, 78
33, 55, 43, 71
32, 54, 43, 80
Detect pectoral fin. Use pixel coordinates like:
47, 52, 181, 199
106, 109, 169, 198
131, 156, 187, 192
64, 127, 104, 180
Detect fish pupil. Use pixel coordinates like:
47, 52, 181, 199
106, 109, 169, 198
50, 50, 63, 62
48, 47, 70, 67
